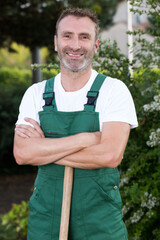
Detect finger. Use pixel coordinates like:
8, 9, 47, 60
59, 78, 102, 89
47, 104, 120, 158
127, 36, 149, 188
24, 118, 45, 137
15, 129, 29, 138
15, 126, 41, 138
16, 122, 43, 137
16, 124, 35, 132
15, 127, 32, 138
16, 124, 39, 133
26, 119, 45, 137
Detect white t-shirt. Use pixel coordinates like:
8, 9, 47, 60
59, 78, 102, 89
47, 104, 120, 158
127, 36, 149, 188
16, 69, 138, 131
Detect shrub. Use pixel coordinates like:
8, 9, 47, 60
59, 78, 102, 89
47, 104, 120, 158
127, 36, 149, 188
0, 201, 29, 240
0, 67, 58, 172
0, 68, 31, 171
0, 67, 31, 86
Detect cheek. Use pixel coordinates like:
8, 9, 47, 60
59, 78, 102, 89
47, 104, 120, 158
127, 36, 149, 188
57, 41, 68, 52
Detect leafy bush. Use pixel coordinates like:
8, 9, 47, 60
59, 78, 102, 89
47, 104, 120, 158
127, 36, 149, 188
119, 0, 160, 237
0, 67, 31, 86
94, 40, 130, 86
42, 68, 59, 80
93, 39, 160, 239
0, 201, 29, 240
0, 67, 58, 172
0, 68, 31, 171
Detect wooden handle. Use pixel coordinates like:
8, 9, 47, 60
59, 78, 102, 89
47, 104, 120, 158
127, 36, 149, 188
59, 166, 74, 240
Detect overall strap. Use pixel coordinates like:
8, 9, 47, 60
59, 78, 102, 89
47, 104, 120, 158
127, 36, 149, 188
84, 73, 107, 111
43, 77, 57, 111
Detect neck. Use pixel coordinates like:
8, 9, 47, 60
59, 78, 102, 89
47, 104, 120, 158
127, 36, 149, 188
60, 66, 92, 92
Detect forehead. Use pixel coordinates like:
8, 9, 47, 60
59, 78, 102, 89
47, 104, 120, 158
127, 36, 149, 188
57, 15, 96, 36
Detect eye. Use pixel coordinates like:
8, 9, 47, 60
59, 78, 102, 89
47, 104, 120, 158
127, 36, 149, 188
64, 34, 70, 38
81, 34, 90, 40
82, 35, 87, 39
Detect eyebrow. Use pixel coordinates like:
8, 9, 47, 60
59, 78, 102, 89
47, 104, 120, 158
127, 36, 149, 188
62, 31, 73, 35
61, 31, 91, 38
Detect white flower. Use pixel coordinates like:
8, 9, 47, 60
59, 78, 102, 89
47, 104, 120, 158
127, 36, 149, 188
120, 177, 129, 188
130, 209, 144, 223
143, 94, 160, 112
141, 192, 159, 210
147, 128, 160, 147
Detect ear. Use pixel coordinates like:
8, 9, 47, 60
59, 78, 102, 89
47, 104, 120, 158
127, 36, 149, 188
54, 35, 58, 52
94, 39, 99, 54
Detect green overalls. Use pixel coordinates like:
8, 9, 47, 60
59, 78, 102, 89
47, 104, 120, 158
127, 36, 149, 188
27, 74, 128, 240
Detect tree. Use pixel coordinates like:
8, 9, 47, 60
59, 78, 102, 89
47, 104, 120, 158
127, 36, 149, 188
66, 0, 118, 28
0, 0, 64, 83
148, 15, 160, 37
0, 0, 118, 83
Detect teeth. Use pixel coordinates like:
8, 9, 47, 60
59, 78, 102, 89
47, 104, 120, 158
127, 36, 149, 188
68, 53, 81, 56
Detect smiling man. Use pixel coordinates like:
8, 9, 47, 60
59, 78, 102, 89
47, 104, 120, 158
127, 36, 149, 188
55, 15, 98, 73
14, 8, 138, 240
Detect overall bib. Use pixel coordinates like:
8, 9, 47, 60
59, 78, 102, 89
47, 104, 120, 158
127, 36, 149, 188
27, 74, 128, 240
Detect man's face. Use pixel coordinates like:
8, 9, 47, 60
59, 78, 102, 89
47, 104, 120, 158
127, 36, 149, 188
54, 15, 99, 72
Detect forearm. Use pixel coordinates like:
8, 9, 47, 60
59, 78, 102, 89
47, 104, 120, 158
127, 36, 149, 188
55, 122, 130, 169
14, 120, 129, 168
14, 132, 95, 166
55, 141, 123, 169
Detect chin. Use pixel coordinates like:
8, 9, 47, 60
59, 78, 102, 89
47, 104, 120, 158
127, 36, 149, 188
62, 62, 90, 73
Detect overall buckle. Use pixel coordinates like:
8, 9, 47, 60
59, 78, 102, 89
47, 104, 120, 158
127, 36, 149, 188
43, 92, 55, 106
85, 91, 99, 106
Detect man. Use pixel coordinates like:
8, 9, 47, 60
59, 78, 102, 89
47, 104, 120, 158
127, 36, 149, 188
14, 8, 138, 240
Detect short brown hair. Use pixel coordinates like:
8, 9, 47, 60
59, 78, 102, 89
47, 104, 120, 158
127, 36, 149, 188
55, 8, 99, 40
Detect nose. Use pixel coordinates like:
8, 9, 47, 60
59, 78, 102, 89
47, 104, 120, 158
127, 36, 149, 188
70, 36, 81, 51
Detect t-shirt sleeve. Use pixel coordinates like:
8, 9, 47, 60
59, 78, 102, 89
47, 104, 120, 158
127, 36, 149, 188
16, 85, 40, 126
100, 80, 138, 129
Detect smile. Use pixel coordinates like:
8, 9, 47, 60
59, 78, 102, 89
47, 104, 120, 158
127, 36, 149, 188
67, 52, 84, 59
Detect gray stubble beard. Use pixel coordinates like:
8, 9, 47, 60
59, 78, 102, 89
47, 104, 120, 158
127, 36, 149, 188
57, 45, 95, 73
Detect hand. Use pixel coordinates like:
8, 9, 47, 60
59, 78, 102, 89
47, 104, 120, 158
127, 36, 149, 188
15, 118, 45, 138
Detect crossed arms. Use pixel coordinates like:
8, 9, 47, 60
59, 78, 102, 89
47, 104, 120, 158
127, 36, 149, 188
13, 118, 130, 169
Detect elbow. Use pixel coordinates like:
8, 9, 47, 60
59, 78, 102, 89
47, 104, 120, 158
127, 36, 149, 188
109, 158, 120, 168
100, 152, 121, 169
13, 147, 28, 165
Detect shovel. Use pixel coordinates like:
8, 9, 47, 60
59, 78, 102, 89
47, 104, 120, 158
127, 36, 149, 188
59, 166, 74, 240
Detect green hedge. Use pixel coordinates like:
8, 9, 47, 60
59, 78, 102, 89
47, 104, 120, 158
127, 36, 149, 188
0, 67, 58, 172
0, 67, 31, 85
0, 68, 31, 171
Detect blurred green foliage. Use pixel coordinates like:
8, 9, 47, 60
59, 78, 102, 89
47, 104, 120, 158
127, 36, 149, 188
0, 67, 58, 172
0, 42, 50, 70
0, 201, 29, 240
0, 68, 31, 171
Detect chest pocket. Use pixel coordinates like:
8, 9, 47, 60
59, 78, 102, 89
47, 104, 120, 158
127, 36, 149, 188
39, 110, 99, 138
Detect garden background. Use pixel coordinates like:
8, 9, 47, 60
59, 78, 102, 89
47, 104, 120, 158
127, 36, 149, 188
0, 0, 159, 239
